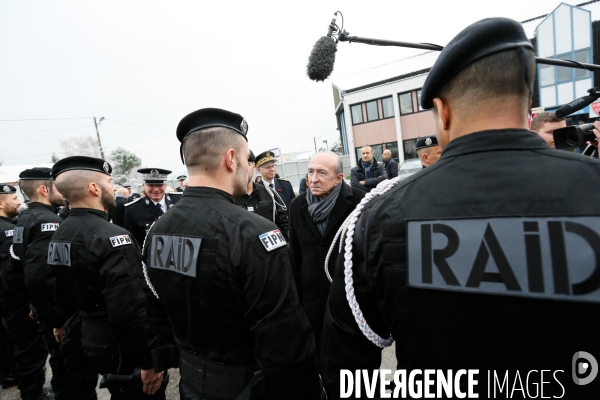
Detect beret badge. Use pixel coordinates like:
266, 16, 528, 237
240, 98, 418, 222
2, 186, 10, 193
103, 162, 110, 173
240, 119, 248, 135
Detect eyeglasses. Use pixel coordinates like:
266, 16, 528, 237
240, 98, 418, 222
261, 165, 276, 170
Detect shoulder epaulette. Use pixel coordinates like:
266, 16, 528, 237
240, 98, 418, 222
124, 197, 143, 207
278, 178, 289, 182
170, 192, 183, 195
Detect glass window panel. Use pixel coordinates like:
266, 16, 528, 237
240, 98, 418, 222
540, 86, 557, 108
575, 78, 592, 98
351, 104, 363, 124
382, 97, 395, 118
536, 16, 554, 57
555, 4, 572, 55
371, 144, 383, 161
539, 64, 555, 86
385, 142, 399, 162
557, 54, 572, 83
399, 92, 413, 115
573, 8, 591, 50
558, 82, 574, 105
403, 139, 418, 160
366, 100, 379, 121
574, 50, 591, 79
416, 90, 424, 111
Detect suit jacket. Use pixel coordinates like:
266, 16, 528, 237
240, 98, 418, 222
383, 158, 399, 179
288, 181, 365, 351
110, 196, 128, 228
262, 178, 295, 216
123, 193, 181, 247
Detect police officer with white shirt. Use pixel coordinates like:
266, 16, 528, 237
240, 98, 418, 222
123, 168, 181, 247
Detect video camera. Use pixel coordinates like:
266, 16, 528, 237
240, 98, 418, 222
552, 87, 599, 150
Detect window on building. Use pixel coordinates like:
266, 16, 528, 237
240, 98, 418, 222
382, 97, 395, 118
557, 54, 572, 83
366, 100, 379, 122
574, 50, 591, 79
351, 104, 363, 124
399, 92, 413, 115
403, 139, 418, 160
539, 64, 555, 86
384, 142, 399, 162
416, 90, 425, 111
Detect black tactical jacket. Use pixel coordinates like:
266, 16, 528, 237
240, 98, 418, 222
322, 130, 600, 398
0, 216, 27, 315
10, 202, 64, 326
49, 208, 157, 369
143, 187, 321, 400
234, 182, 289, 237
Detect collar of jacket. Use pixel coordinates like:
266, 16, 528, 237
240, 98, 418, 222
358, 158, 380, 170
26, 202, 57, 213
181, 186, 235, 204
69, 208, 109, 220
440, 129, 549, 160
0, 215, 13, 224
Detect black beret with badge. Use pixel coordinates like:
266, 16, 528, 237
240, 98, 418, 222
51, 156, 112, 179
420, 18, 533, 109
138, 168, 171, 184
19, 167, 52, 180
415, 135, 439, 151
0, 184, 16, 194
176, 108, 249, 163
254, 151, 277, 168
248, 150, 256, 163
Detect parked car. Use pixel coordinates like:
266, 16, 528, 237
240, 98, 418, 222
398, 158, 422, 177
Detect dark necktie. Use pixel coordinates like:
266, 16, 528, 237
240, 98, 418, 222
155, 202, 164, 215
269, 183, 274, 189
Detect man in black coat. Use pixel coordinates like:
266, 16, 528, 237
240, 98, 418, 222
255, 151, 295, 216
289, 152, 365, 354
381, 149, 398, 178
109, 187, 128, 227
350, 145, 387, 192
321, 18, 600, 399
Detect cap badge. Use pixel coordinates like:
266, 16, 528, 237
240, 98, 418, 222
103, 162, 110, 173
240, 119, 248, 135
150, 170, 159, 178
2, 186, 10, 193
425, 138, 432, 146
266, 152, 271, 157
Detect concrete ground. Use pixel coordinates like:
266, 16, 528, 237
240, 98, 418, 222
1, 346, 396, 399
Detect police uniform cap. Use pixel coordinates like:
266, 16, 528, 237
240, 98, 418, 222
138, 168, 171, 184
420, 18, 533, 110
0, 184, 17, 194
51, 156, 112, 179
123, 184, 132, 189
255, 151, 277, 168
176, 175, 187, 181
248, 150, 256, 163
19, 167, 52, 181
176, 108, 248, 144
415, 135, 439, 151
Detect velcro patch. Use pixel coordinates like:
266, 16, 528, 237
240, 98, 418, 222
258, 229, 287, 252
407, 216, 600, 303
47, 242, 71, 266
41, 223, 60, 232
12, 227, 23, 244
149, 235, 201, 277
5, 230, 13, 237
109, 235, 132, 247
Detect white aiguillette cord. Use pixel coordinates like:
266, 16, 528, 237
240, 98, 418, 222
141, 220, 160, 299
264, 183, 287, 224
324, 175, 409, 349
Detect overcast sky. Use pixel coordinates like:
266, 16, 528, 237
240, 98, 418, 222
0, 0, 577, 177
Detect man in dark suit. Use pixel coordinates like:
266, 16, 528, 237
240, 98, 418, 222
382, 149, 398, 178
124, 168, 181, 247
255, 151, 295, 216
288, 152, 365, 354
109, 187, 128, 227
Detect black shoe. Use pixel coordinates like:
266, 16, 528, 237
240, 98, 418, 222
1, 374, 18, 389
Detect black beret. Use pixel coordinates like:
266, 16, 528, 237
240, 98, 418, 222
0, 184, 17, 194
138, 168, 171, 184
248, 150, 256, 163
51, 156, 112, 179
254, 151, 277, 168
421, 18, 533, 109
415, 135, 439, 150
19, 167, 52, 180
176, 108, 248, 144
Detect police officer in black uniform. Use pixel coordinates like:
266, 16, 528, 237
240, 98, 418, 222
124, 168, 181, 247
415, 134, 442, 168
321, 18, 600, 398
176, 175, 187, 192
142, 108, 322, 400
10, 167, 98, 399
48, 156, 167, 399
254, 151, 295, 216
234, 150, 289, 237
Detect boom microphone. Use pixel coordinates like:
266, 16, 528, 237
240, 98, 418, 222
555, 95, 598, 118
307, 13, 339, 82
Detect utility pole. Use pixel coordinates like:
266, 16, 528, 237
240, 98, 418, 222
323, 140, 328, 151
314, 136, 318, 153
94, 116, 105, 159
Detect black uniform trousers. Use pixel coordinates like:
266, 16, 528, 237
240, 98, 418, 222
4, 309, 47, 400
0, 316, 16, 381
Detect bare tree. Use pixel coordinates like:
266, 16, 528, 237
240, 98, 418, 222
331, 139, 344, 155
110, 147, 142, 185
